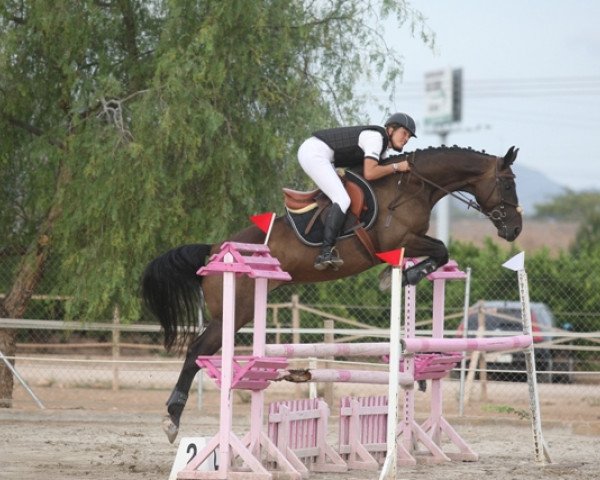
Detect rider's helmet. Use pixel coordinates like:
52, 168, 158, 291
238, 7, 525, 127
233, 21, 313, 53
384, 112, 417, 138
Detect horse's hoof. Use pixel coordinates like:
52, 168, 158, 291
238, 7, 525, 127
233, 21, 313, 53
162, 415, 179, 444
403, 270, 422, 286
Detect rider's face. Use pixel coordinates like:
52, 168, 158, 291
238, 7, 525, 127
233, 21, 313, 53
389, 127, 411, 151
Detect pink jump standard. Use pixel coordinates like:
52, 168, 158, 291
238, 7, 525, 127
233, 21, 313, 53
397, 261, 479, 464
174, 242, 550, 478
176, 241, 297, 480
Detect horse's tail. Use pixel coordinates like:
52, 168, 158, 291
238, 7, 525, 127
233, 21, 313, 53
141, 244, 213, 352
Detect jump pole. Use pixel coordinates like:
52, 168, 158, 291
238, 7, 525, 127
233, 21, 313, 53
375, 249, 404, 480
502, 252, 552, 463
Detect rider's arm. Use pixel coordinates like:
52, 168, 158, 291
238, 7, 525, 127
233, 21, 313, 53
359, 130, 409, 181
363, 157, 410, 180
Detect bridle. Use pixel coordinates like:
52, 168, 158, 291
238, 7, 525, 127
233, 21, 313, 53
406, 156, 523, 225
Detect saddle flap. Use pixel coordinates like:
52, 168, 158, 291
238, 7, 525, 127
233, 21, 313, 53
344, 179, 365, 219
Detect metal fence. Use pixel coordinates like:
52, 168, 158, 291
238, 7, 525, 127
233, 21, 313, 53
2, 287, 599, 424
2, 247, 600, 424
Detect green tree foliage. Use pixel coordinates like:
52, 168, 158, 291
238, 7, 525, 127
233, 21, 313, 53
449, 240, 600, 332
534, 189, 600, 221
0, 1, 434, 322
570, 211, 600, 255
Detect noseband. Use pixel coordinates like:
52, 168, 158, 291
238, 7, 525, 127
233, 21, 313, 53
485, 173, 523, 220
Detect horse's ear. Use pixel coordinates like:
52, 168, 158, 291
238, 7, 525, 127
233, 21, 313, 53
503, 146, 519, 168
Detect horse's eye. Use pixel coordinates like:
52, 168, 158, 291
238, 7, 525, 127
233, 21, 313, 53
505, 184, 512, 190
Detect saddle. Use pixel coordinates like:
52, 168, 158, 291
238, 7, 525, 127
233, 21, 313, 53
282, 170, 379, 260
283, 177, 366, 220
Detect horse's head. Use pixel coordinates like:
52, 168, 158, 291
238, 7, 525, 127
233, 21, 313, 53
473, 146, 523, 241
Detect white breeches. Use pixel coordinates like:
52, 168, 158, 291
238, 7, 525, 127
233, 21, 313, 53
297, 137, 351, 213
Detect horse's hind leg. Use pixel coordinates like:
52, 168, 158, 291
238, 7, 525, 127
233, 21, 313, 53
163, 319, 223, 443
163, 276, 258, 442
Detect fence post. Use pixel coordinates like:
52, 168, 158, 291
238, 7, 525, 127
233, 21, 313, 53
272, 306, 281, 345
291, 294, 302, 397
477, 305, 488, 401
323, 319, 334, 407
112, 305, 120, 391
291, 294, 300, 344
464, 301, 484, 405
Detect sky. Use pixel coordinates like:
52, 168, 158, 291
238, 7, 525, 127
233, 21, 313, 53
363, 0, 600, 191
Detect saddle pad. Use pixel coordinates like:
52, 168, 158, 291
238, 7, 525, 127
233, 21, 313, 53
285, 170, 378, 247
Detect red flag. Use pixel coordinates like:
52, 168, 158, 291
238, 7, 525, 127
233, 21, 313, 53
250, 212, 276, 234
376, 248, 405, 267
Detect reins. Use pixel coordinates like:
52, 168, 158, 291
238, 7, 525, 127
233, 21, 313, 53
387, 153, 521, 226
407, 168, 484, 214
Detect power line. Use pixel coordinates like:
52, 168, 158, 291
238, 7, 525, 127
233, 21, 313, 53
359, 75, 600, 100
468, 106, 600, 127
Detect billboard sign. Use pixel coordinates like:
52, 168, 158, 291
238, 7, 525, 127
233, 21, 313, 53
424, 68, 462, 126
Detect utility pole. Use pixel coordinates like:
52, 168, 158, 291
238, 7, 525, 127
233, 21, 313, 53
435, 128, 451, 246
424, 67, 463, 247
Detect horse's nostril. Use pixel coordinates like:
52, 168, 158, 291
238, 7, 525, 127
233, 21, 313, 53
514, 226, 521, 237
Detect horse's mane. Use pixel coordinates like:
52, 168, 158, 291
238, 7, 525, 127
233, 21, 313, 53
394, 145, 495, 161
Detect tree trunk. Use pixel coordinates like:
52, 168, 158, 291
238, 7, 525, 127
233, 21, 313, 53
0, 330, 17, 407
0, 161, 69, 407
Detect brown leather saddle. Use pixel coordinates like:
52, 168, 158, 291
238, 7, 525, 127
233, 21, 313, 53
282, 170, 378, 259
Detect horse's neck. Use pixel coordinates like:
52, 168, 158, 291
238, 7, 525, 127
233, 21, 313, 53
417, 150, 493, 191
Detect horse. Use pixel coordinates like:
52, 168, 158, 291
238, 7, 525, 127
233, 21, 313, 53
141, 145, 523, 442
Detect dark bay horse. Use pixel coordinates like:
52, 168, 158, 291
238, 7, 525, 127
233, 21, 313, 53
141, 146, 523, 442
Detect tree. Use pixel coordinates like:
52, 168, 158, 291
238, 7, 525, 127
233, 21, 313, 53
534, 189, 600, 221
0, 1, 433, 404
570, 211, 600, 256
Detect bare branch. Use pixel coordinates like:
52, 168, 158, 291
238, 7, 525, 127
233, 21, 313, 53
3, 114, 65, 150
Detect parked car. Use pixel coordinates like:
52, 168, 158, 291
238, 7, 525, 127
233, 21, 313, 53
455, 301, 574, 383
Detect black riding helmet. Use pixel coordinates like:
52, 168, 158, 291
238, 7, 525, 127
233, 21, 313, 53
385, 112, 417, 138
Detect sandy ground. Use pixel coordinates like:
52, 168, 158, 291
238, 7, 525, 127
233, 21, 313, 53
2, 408, 599, 480
1, 383, 599, 480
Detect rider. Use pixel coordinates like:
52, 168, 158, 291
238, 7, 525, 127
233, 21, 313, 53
298, 112, 417, 270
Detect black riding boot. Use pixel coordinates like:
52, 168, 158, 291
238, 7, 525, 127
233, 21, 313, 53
314, 203, 346, 271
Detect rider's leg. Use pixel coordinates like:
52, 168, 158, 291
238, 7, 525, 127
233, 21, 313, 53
314, 202, 347, 270
298, 138, 350, 270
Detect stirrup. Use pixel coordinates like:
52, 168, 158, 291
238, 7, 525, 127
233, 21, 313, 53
314, 247, 344, 271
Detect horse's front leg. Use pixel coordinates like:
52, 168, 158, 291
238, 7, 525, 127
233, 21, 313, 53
403, 233, 449, 285
163, 319, 223, 443
379, 233, 449, 289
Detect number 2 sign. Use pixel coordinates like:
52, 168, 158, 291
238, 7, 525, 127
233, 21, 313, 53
168, 437, 218, 479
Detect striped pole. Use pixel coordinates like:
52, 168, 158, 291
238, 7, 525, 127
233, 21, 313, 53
502, 252, 552, 463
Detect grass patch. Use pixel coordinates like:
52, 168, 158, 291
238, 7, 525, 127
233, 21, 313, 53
482, 403, 530, 420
